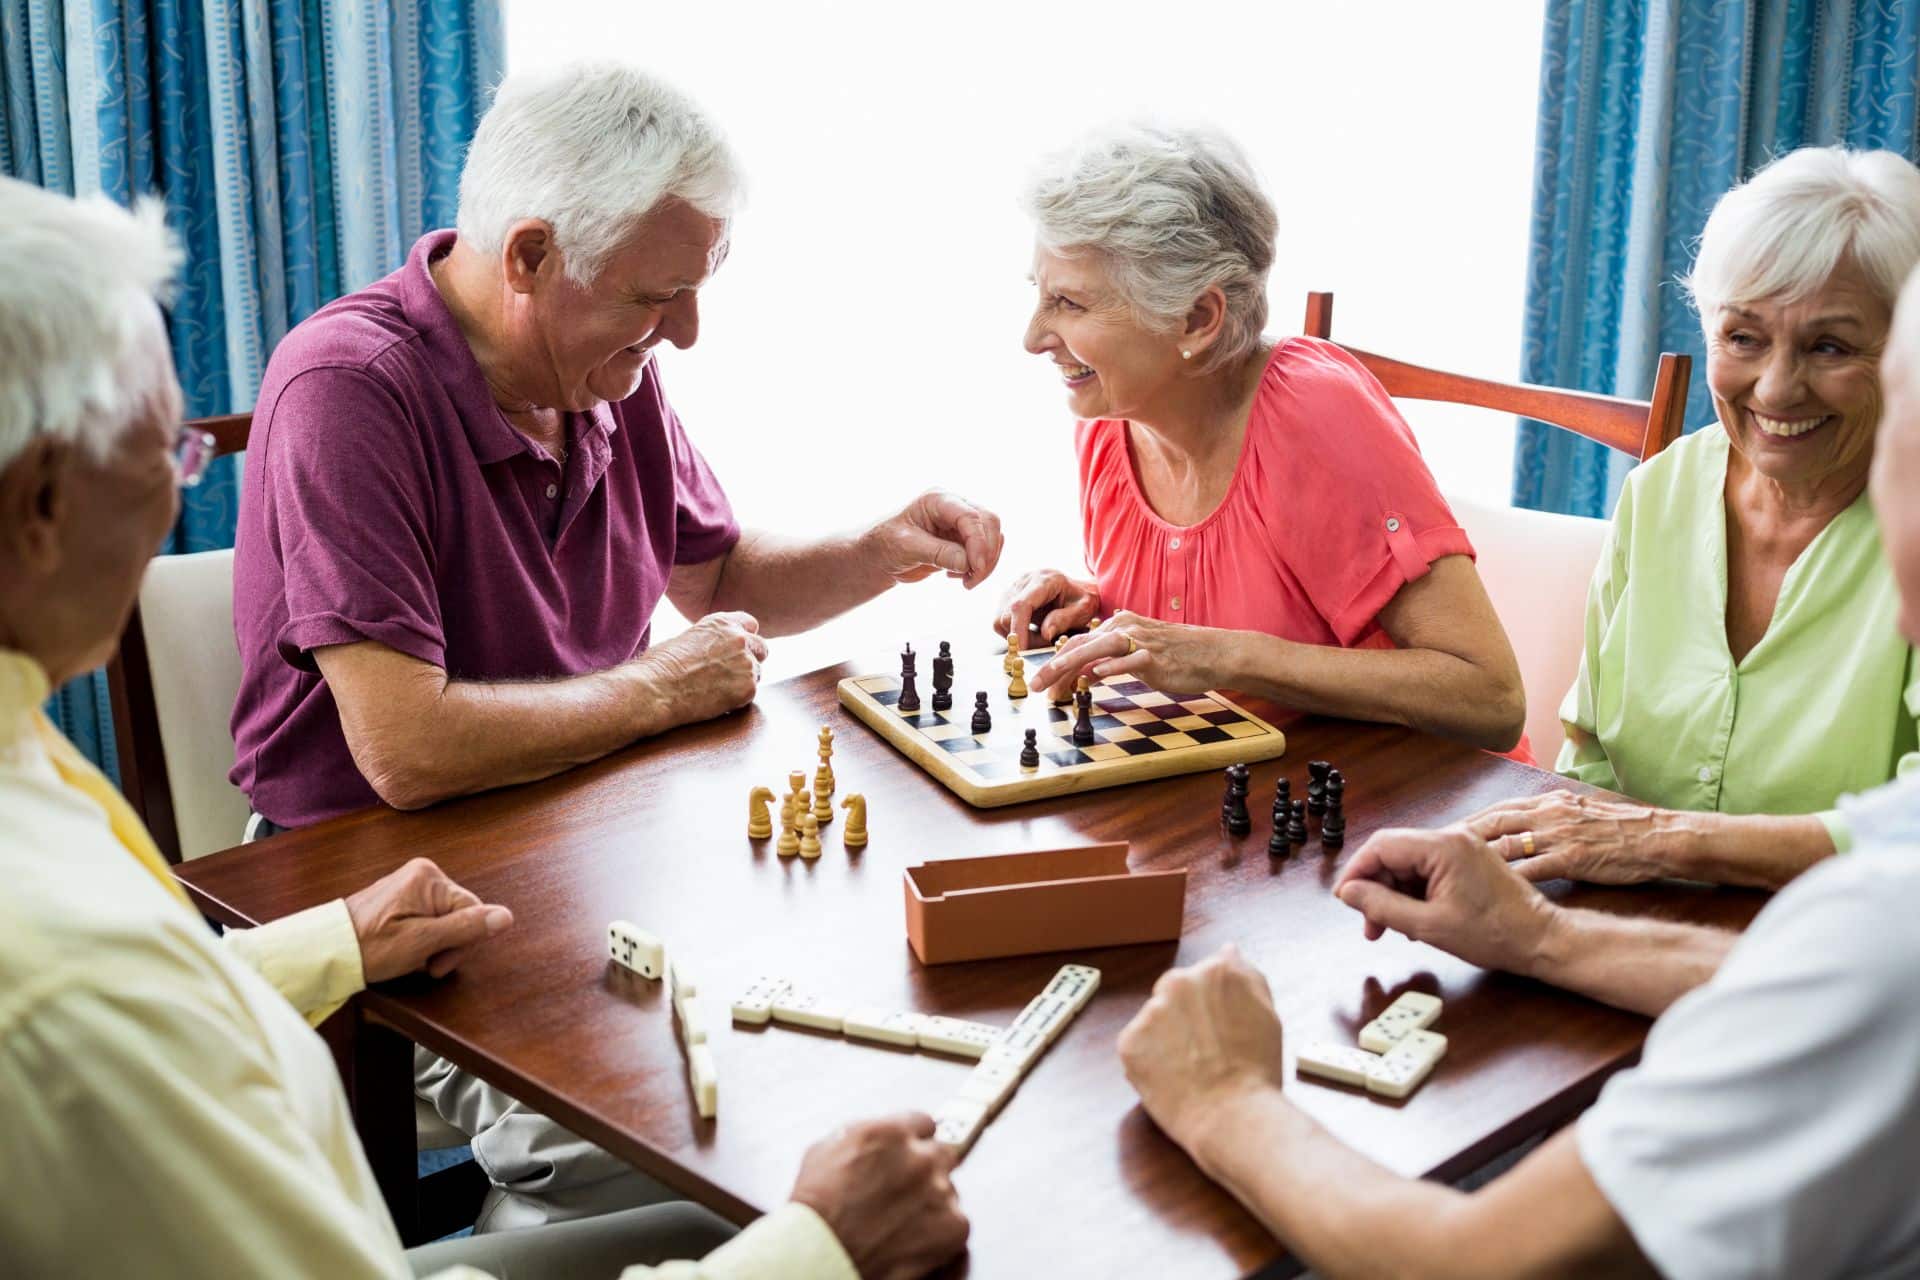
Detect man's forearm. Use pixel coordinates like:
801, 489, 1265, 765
707, 528, 893, 637
1526, 905, 1736, 1018
1230, 632, 1524, 752
325, 648, 672, 810
1661, 811, 1836, 889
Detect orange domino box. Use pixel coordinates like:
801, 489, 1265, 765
904, 842, 1187, 964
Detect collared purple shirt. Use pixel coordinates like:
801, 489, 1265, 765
230, 230, 739, 828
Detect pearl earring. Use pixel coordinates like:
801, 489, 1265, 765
1181, 349, 1192, 360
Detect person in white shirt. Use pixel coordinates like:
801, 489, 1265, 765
0, 177, 968, 1278
1112, 263, 1920, 1279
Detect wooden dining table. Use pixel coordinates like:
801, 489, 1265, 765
174, 655, 1768, 1278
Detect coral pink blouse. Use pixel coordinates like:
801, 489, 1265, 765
1078, 336, 1474, 650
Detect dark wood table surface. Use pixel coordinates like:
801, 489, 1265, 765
176, 658, 1768, 1278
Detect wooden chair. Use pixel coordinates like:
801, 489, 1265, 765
1299, 292, 1693, 761
103, 411, 481, 1238
1301, 291, 1689, 462
106, 413, 253, 864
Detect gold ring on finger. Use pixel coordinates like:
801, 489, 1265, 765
1520, 831, 1536, 856
1124, 635, 1138, 656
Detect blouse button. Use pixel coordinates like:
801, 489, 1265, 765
545, 482, 559, 500
1385, 517, 1402, 533
1170, 536, 1182, 550
1170, 596, 1182, 610
1696, 765, 1714, 783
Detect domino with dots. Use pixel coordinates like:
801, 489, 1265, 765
1365, 1029, 1447, 1099
772, 989, 850, 1034
1358, 991, 1443, 1053
1295, 1041, 1382, 1088
607, 921, 664, 979
843, 1008, 928, 1047
932, 1097, 991, 1155
729, 977, 790, 1025
917, 1016, 1002, 1059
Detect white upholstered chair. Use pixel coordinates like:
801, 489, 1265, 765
1448, 495, 1610, 766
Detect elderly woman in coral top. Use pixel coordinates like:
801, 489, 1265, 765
1000, 123, 1526, 753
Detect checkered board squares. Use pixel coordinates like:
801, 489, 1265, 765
836, 648, 1287, 808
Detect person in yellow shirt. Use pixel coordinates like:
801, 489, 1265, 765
0, 177, 969, 1277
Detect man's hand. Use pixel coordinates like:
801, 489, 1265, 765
1029, 610, 1237, 697
789, 1114, 969, 1280
993, 569, 1101, 645
636, 611, 768, 727
344, 858, 514, 983
865, 490, 1004, 590
1117, 945, 1287, 1158
1333, 826, 1558, 975
1463, 790, 1674, 885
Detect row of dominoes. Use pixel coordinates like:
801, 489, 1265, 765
930, 963, 1100, 1157
1295, 990, 1447, 1100
729, 978, 1004, 1058
609, 921, 718, 1118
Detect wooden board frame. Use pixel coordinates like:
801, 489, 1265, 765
837, 645, 1287, 807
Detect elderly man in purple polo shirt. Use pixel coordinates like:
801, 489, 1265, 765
228, 64, 1003, 1236
231, 68, 1000, 834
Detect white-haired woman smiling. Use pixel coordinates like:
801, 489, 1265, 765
1468, 147, 1920, 889
1000, 123, 1528, 754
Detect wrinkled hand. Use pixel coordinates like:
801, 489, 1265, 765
993, 569, 1101, 646
344, 858, 514, 983
789, 1113, 969, 1280
1333, 826, 1555, 975
1029, 610, 1235, 697
641, 611, 768, 726
868, 489, 1004, 590
1117, 945, 1287, 1156
1464, 790, 1672, 885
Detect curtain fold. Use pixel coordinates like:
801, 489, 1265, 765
1514, 0, 1920, 517
5, 0, 501, 775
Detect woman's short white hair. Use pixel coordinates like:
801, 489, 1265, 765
457, 63, 745, 286
1023, 122, 1276, 373
1686, 146, 1920, 319
0, 178, 180, 473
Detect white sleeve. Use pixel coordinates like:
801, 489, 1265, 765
1577, 850, 1920, 1279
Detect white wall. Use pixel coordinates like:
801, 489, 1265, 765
508, 1, 1546, 677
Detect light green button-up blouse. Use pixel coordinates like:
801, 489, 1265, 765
1556, 424, 1920, 849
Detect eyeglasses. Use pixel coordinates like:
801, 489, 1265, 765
173, 429, 217, 488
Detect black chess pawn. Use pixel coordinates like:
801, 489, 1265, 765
1072, 684, 1096, 746
1285, 799, 1309, 844
931, 640, 954, 711
970, 691, 992, 734
1270, 777, 1292, 827
1019, 728, 1040, 770
898, 643, 921, 712
1322, 772, 1347, 848
1221, 764, 1252, 835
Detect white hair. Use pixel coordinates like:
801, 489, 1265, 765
0, 178, 180, 473
457, 63, 745, 285
1022, 122, 1276, 374
1686, 146, 1920, 319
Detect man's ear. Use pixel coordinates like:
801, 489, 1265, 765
501, 220, 559, 295
0, 436, 71, 576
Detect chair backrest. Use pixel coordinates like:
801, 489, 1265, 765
1446, 494, 1610, 765
106, 414, 252, 862
1302, 291, 1690, 462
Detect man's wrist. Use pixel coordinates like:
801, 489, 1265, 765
1519, 899, 1575, 986
1184, 1081, 1294, 1182
621, 652, 678, 738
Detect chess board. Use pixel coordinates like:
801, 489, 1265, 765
837, 645, 1288, 807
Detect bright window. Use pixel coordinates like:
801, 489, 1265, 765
508, 2, 1546, 676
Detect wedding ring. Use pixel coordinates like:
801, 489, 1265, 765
1519, 831, 1536, 856
1124, 635, 1138, 656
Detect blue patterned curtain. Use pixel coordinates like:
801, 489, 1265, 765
1514, 0, 1920, 516
3, 0, 503, 773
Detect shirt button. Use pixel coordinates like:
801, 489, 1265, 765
1170, 596, 1182, 610
545, 482, 559, 500
1696, 765, 1714, 783
1385, 517, 1402, 533
1169, 536, 1182, 550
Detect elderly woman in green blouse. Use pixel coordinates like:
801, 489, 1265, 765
1470, 146, 1920, 890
